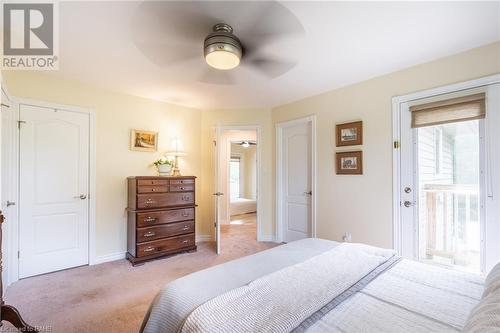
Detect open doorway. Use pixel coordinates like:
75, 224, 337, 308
214, 128, 258, 254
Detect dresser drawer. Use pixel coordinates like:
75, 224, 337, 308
137, 234, 195, 257
137, 192, 194, 209
170, 179, 195, 185
137, 221, 194, 243
138, 179, 169, 186
137, 185, 168, 194
169, 184, 194, 192
136, 208, 194, 227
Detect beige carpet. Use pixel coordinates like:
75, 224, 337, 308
3, 213, 276, 333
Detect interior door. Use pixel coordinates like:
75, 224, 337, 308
19, 104, 89, 278
1, 89, 15, 287
282, 121, 312, 242
213, 127, 222, 254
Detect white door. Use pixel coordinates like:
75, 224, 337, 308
398, 86, 500, 274
213, 127, 222, 254
19, 104, 89, 278
1, 89, 15, 287
282, 121, 312, 242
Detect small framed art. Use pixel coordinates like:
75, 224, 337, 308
130, 129, 158, 152
336, 121, 363, 147
336, 151, 363, 175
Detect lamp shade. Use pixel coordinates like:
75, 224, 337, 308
166, 137, 186, 157
166, 150, 187, 157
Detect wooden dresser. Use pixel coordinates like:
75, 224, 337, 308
126, 176, 197, 265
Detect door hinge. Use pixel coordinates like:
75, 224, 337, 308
213, 140, 217, 147
393, 140, 400, 149
214, 222, 217, 227
17, 120, 26, 129
17, 250, 20, 259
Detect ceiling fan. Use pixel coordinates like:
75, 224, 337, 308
234, 141, 257, 148
131, 1, 305, 85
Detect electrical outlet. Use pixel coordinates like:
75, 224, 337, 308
342, 232, 352, 242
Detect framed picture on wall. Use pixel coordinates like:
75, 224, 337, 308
336, 121, 363, 146
336, 151, 363, 175
130, 129, 158, 152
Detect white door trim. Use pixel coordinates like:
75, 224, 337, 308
392, 74, 500, 257
276, 115, 317, 243
5, 97, 96, 283
214, 125, 265, 242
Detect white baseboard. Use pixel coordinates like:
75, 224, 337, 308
196, 234, 213, 242
257, 235, 275, 242
94, 251, 126, 265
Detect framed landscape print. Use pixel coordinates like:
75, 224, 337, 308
336, 151, 363, 175
130, 129, 158, 152
336, 121, 363, 146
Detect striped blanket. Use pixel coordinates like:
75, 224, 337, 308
180, 243, 396, 333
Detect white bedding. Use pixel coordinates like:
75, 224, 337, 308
181, 243, 396, 333
230, 197, 256, 216
141, 238, 484, 333
307, 259, 483, 333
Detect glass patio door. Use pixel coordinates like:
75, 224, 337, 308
399, 90, 487, 273
416, 120, 483, 272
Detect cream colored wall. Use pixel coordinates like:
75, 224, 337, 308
272, 41, 500, 248
2, 71, 203, 257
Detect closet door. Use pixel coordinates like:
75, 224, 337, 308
19, 104, 89, 278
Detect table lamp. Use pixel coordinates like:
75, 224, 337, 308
167, 137, 186, 176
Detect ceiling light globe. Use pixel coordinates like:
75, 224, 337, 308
205, 50, 240, 70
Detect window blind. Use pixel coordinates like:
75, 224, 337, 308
410, 93, 485, 128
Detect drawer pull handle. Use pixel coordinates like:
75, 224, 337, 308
152, 188, 156, 192
182, 226, 189, 231
144, 246, 155, 252
182, 196, 190, 201
144, 231, 156, 237
182, 211, 189, 217
145, 198, 154, 204
181, 240, 189, 244
144, 217, 156, 223
180, 187, 185, 190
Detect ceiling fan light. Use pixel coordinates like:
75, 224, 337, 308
204, 23, 242, 71
205, 49, 240, 70
241, 141, 250, 148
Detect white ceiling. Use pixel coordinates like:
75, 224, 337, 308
50, 1, 499, 109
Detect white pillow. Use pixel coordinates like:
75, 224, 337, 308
483, 263, 500, 298
463, 292, 500, 332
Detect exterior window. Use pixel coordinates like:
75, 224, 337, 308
434, 128, 443, 176
230, 157, 241, 198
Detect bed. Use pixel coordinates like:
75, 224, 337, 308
229, 197, 256, 216
140, 238, 493, 333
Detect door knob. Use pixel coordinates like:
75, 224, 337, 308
6, 201, 15, 207
74, 194, 87, 200
213, 192, 224, 196
403, 201, 415, 208
303, 191, 312, 196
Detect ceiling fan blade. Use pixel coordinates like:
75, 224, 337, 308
131, 1, 216, 66
199, 68, 236, 85
239, 1, 305, 55
131, 1, 216, 43
133, 43, 202, 67
244, 57, 296, 79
